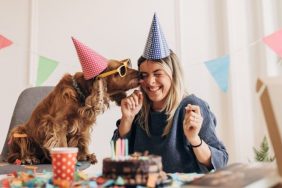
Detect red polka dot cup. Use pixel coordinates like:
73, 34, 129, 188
51, 147, 78, 182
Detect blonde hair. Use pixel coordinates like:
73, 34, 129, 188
137, 50, 187, 136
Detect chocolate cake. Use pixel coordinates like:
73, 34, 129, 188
102, 154, 163, 186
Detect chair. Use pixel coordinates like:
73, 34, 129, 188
0, 86, 90, 174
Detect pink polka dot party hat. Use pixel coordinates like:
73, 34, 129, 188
72, 37, 108, 80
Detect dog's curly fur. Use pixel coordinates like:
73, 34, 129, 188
7, 59, 139, 165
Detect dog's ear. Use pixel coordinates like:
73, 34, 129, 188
79, 79, 110, 121
89, 78, 110, 111
110, 92, 127, 106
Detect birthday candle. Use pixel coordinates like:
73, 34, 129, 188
125, 139, 128, 158
110, 141, 115, 159
119, 139, 122, 159
120, 139, 123, 160
116, 139, 120, 160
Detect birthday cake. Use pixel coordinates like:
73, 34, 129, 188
102, 153, 164, 186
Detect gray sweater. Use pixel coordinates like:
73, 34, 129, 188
112, 94, 228, 173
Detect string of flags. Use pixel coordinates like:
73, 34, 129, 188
1, 28, 282, 91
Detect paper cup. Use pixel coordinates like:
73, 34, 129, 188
51, 147, 78, 182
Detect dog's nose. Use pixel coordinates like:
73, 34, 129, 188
127, 61, 132, 68
138, 72, 144, 81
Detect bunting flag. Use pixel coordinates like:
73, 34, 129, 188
262, 29, 282, 58
0, 34, 13, 50
204, 55, 230, 92
36, 56, 58, 86
1, 28, 281, 92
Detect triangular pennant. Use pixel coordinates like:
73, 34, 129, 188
0, 34, 13, 49
263, 29, 282, 58
36, 56, 58, 86
204, 55, 230, 92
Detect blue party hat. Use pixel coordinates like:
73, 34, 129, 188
142, 13, 170, 60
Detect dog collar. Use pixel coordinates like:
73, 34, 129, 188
72, 77, 86, 102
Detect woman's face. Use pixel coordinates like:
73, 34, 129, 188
139, 60, 172, 111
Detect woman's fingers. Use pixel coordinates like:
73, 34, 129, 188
185, 105, 201, 118
133, 90, 143, 104
122, 90, 143, 110
185, 104, 200, 113
128, 95, 136, 109
184, 104, 203, 131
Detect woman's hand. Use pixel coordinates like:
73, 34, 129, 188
118, 90, 143, 137
120, 90, 143, 120
183, 104, 203, 144
183, 104, 212, 166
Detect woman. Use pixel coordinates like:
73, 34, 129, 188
112, 14, 228, 173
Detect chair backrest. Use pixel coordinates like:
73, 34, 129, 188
257, 77, 282, 177
0, 86, 54, 161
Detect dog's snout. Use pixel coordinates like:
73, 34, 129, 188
137, 72, 143, 80
127, 60, 132, 68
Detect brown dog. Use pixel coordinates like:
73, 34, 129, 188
7, 59, 139, 165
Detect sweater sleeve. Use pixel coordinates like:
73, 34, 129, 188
111, 119, 121, 141
199, 101, 229, 170
111, 119, 133, 141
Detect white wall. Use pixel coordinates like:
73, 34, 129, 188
1, 0, 281, 172
0, 0, 31, 155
